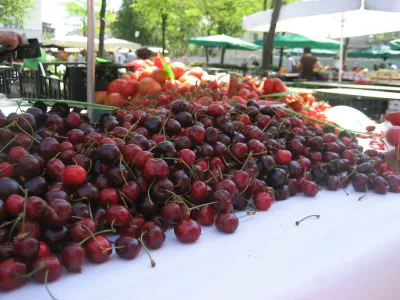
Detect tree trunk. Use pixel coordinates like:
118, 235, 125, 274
262, 0, 282, 70
205, 47, 209, 63
220, 48, 226, 64
98, 0, 107, 57
161, 14, 168, 55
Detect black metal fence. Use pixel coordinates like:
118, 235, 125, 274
0, 62, 133, 102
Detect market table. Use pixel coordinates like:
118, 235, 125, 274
294, 81, 400, 93
314, 88, 400, 100
2, 189, 400, 300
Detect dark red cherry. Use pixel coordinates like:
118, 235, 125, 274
174, 219, 201, 243
215, 213, 239, 234
115, 236, 142, 259
85, 235, 112, 263
62, 243, 85, 273
12, 235, 39, 260
69, 218, 96, 242
254, 192, 272, 211
141, 222, 165, 250
0, 258, 27, 291
32, 254, 63, 283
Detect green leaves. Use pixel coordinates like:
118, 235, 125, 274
158, 53, 175, 80
259, 91, 298, 98
0, 0, 35, 25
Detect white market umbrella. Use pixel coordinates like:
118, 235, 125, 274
104, 38, 141, 51
243, 0, 400, 81
42, 35, 99, 49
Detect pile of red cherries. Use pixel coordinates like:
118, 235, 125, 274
0, 99, 399, 293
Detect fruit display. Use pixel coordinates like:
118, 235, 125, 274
0, 94, 399, 295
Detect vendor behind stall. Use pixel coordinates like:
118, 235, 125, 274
136, 47, 155, 60
297, 46, 323, 80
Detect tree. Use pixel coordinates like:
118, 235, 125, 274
110, 0, 160, 46
62, 0, 88, 36
62, 0, 114, 37
262, 0, 282, 70
0, 0, 35, 25
98, 0, 107, 57
261, 0, 300, 70
199, 0, 263, 36
131, 0, 179, 55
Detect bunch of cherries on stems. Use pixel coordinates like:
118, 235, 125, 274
0, 98, 399, 296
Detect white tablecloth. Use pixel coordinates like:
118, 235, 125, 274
2, 188, 400, 300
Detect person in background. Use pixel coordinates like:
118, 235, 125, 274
297, 46, 322, 80
351, 65, 358, 72
77, 50, 84, 62
60, 50, 68, 61
127, 49, 136, 62
389, 62, 398, 71
136, 47, 153, 60
67, 52, 77, 62
241, 59, 248, 75
283, 52, 296, 73
373, 64, 378, 71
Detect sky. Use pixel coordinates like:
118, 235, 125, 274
41, 0, 122, 37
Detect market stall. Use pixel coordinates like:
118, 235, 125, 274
2, 1, 400, 299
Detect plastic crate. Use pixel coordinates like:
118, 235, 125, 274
0, 68, 20, 98
37, 62, 133, 102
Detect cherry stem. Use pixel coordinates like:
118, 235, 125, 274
0, 215, 21, 229
241, 151, 253, 170
158, 117, 169, 135
44, 269, 57, 300
14, 263, 45, 278
239, 176, 254, 195
358, 185, 368, 201
147, 179, 155, 205
227, 145, 244, 166
339, 180, 349, 196
238, 210, 256, 218
8, 215, 22, 242
80, 225, 108, 249
139, 231, 156, 268
121, 157, 136, 179
77, 228, 115, 245
162, 189, 191, 209
0, 137, 16, 153
119, 158, 129, 186
295, 214, 320, 226
189, 201, 218, 211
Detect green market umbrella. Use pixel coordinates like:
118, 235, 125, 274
284, 48, 337, 57
187, 34, 260, 63
390, 39, 400, 51
348, 45, 400, 58
255, 34, 342, 50
23, 48, 47, 70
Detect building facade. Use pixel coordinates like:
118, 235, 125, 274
0, 0, 43, 39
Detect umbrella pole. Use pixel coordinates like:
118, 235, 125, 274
87, 0, 96, 121
338, 13, 344, 82
205, 47, 209, 63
